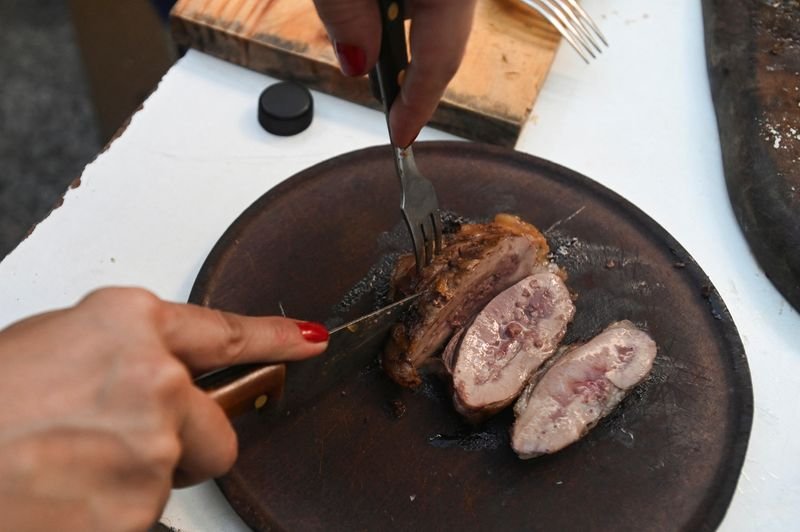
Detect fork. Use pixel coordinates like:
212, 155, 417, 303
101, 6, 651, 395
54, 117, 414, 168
520, 0, 609, 63
370, 0, 443, 274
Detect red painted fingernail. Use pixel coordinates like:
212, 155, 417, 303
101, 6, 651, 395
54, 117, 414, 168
333, 41, 367, 77
402, 131, 419, 149
297, 321, 329, 343
392, 130, 418, 149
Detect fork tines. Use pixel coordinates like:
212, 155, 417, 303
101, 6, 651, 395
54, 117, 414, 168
404, 208, 443, 274
395, 146, 443, 274
521, 0, 609, 63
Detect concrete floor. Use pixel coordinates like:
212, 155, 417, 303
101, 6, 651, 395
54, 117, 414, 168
0, 0, 101, 259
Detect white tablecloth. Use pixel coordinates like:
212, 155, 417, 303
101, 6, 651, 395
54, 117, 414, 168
1, 1, 797, 530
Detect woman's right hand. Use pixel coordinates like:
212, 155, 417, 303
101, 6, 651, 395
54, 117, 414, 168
0, 287, 328, 531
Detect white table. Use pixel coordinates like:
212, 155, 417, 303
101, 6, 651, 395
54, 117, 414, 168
2, 1, 798, 530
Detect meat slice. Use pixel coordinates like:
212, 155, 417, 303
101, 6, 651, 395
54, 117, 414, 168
444, 269, 575, 421
511, 321, 657, 459
383, 215, 550, 387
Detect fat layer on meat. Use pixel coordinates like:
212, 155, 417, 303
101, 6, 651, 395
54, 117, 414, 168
511, 321, 657, 459
444, 269, 575, 421
383, 215, 551, 387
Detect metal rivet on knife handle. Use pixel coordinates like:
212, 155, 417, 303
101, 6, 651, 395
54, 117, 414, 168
196, 364, 286, 418
387, 2, 399, 21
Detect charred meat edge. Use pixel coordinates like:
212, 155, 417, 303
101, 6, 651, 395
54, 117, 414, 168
382, 215, 551, 387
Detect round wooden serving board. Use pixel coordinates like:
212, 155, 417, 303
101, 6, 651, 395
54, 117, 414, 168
189, 142, 752, 532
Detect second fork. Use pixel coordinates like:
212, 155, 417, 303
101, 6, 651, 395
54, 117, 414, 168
521, 0, 609, 63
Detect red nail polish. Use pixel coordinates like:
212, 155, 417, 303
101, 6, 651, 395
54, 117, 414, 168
402, 131, 419, 149
333, 41, 367, 77
297, 321, 329, 343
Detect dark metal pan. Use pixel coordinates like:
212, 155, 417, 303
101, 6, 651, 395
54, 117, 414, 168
189, 141, 752, 532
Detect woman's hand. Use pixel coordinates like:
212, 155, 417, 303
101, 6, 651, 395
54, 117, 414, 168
0, 287, 328, 531
313, 0, 478, 147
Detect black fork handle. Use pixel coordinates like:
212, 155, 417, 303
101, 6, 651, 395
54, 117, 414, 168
370, 0, 408, 124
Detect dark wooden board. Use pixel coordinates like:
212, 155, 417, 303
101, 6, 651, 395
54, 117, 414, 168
703, 0, 800, 310
190, 142, 752, 531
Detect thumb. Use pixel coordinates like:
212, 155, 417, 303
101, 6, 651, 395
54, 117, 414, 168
314, 0, 381, 77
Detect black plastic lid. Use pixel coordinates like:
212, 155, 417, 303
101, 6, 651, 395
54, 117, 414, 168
257, 81, 314, 136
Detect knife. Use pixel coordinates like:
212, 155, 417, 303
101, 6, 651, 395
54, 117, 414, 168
195, 293, 420, 418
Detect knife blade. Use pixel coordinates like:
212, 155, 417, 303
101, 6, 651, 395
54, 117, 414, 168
196, 293, 420, 417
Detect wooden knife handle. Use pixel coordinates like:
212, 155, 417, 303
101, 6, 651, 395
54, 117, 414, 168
195, 364, 286, 418
370, 0, 408, 115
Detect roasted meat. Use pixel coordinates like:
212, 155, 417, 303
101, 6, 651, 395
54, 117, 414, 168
511, 321, 657, 459
443, 268, 575, 421
383, 215, 550, 387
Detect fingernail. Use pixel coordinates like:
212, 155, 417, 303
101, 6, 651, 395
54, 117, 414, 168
297, 321, 329, 343
403, 131, 419, 149
392, 131, 418, 149
333, 41, 367, 77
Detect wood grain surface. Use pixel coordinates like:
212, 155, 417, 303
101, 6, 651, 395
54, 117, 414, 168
171, 0, 560, 146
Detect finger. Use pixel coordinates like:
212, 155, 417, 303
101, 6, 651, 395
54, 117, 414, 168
158, 303, 329, 373
173, 386, 237, 487
389, 0, 478, 147
313, 0, 381, 76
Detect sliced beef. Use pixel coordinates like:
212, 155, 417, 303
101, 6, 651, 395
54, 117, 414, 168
511, 321, 657, 459
383, 215, 550, 387
444, 268, 575, 422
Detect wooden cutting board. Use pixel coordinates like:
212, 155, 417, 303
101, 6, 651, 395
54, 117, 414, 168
170, 0, 560, 147
188, 142, 751, 531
